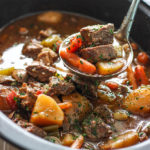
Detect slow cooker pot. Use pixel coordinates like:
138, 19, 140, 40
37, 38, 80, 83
0, 0, 150, 149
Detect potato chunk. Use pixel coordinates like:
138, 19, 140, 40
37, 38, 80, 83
114, 110, 129, 121
30, 94, 64, 126
100, 131, 139, 149
124, 88, 150, 117
62, 134, 75, 146
96, 59, 124, 75
37, 11, 62, 24
41, 34, 61, 48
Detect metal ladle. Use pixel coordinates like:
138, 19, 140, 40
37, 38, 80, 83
59, 0, 140, 79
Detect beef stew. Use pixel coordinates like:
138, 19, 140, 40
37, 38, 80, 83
0, 11, 150, 150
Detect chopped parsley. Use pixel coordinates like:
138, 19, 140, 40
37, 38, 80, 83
140, 106, 144, 110
99, 54, 103, 60
109, 29, 114, 34
20, 92, 25, 95
78, 102, 82, 107
139, 132, 144, 137
52, 43, 57, 52
80, 60, 83, 64
26, 106, 29, 111
82, 133, 87, 137
89, 43, 95, 47
94, 80, 99, 86
50, 139, 56, 143
126, 80, 130, 86
33, 111, 38, 114
65, 75, 72, 82
91, 127, 97, 136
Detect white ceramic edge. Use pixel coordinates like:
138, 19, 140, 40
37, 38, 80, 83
0, 111, 150, 150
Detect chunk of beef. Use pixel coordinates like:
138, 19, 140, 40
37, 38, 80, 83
62, 92, 92, 131
94, 105, 114, 124
37, 48, 58, 66
82, 113, 112, 141
80, 44, 117, 63
12, 69, 28, 83
80, 23, 114, 46
39, 28, 56, 39
26, 61, 56, 82
0, 75, 15, 84
0, 85, 14, 110
13, 119, 47, 137
22, 39, 43, 59
18, 83, 37, 111
97, 84, 116, 102
72, 75, 98, 98
47, 76, 75, 96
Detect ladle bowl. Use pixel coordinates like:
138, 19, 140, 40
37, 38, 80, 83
59, 0, 140, 79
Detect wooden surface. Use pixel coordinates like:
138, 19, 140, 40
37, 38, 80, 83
0, 138, 19, 150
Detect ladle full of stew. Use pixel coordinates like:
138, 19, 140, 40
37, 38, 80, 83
59, 0, 140, 79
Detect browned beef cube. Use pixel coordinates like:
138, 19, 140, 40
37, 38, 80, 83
39, 28, 56, 39
80, 23, 114, 46
37, 48, 58, 66
26, 61, 56, 82
12, 69, 28, 83
80, 44, 116, 63
0, 75, 15, 84
0, 85, 15, 110
19, 84, 37, 111
48, 76, 75, 96
22, 39, 43, 59
13, 119, 47, 137
72, 75, 98, 98
82, 113, 112, 141
94, 105, 114, 124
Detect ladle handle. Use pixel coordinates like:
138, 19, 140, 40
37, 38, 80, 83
115, 0, 140, 41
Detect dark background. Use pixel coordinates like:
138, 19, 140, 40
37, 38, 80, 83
0, 0, 150, 51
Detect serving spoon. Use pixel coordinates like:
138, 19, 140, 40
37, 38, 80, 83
59, 0, 140, 79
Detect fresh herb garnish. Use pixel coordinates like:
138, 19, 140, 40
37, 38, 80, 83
109, 29, 114, 34
89, 43, 95, 47
80, 60, 83, 64
140, 106, 144, 110
99, 54, 103, 60
52, 43, 57, 52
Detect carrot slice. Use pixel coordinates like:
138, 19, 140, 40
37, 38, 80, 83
71, 135, 84, 149
126, 65, 138, 89
67, 36, 82, 53
137, 52, 149, 65
135, 65, 149, 86
60, 49, 96, 74
106, 81, 119, 90
58, 102, 72, 110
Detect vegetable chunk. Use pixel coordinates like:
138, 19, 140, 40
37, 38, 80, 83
100, 131, 139, 149
30, 94, 64, 126
0, 67, 14, 75
124, 88, 150, 117
126, 65, 137, 89
60, 49, 96, 74
135, 65, 149, 86
41, 34, 61, 48
96, 59, 124, 75
62, 134, 75, 146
